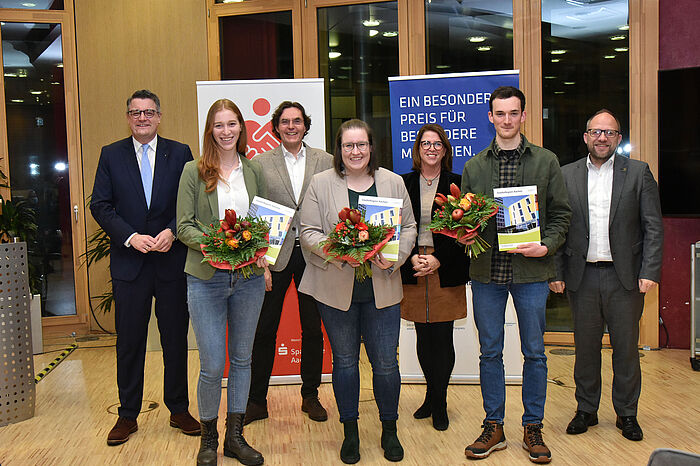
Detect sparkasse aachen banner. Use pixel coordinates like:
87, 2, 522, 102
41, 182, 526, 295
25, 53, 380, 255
389, 70, 520, 175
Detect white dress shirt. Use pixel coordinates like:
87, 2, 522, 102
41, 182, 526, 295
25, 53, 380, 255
217, 155, 250, 220
282, 144, 306, 204
125, 135, 158, 247
586, 154, 615, 262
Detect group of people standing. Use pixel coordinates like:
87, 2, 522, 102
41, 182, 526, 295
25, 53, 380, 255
90, 85, 663, 466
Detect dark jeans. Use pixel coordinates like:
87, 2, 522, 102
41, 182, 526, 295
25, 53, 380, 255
113, 259, 189, 419
249, 244, 323, 404
318, 299, 401, 423
414, 321, 455, 409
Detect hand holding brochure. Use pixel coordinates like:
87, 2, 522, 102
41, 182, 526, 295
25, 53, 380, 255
492, 186, 541, 251
357, 195, 403, 261
248, 196, 296, 265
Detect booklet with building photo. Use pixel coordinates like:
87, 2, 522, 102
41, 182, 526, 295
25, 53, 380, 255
493, 186, 541, 251
357, 195, 403, 261
249, 196, 296, 265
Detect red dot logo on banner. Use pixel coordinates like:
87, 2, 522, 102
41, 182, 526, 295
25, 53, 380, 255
245, 97, 280, 159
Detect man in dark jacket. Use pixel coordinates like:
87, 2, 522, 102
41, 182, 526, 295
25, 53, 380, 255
550, 109, 663, 442
461, 86, 571, 464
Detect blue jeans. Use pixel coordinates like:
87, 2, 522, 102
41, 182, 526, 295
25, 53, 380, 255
471, 279, 549, 425
317, 300, 401, 423
187, 270, 265, 420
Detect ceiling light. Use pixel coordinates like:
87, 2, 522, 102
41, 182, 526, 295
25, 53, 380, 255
618, 25, 629, 31
614, 47, 628, 52
554, 91, 565, 95
604, 55, 616, 59
623, 143, 631, 153
469, 36, 487, 43
11, 99, 24, 103
610, 35, 626, 41
369, 29, 378, 37
436, 65, 451, 69
54, 162, 67, 172
22, 2, 36, 6
51, 81, 61, 84
222, 0, 244, 3
477, 46, 492, 51
30, 90, 43, 95
56, 63, 63, 68
362, 19, 380, 27
551, 50, 567, 55
382, 31, 397, 37
4, 72, 17, 77
551, 59, 561, 63
544, 76, 556, 79
563, 81, 575, 85
328, 51, 341, 59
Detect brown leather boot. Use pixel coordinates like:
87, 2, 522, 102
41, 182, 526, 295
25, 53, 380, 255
224, 413, 264, 466
197, 418, 218, 466
464, 421, 507, 459
522, 423, 551, 464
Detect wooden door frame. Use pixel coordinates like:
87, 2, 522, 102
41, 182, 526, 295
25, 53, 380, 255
0, 1, 89, 336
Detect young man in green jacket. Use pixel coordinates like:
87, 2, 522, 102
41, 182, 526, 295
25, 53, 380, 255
461, 86, 571, 464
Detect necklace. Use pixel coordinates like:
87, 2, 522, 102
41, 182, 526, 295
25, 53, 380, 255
421, 172, 440, 186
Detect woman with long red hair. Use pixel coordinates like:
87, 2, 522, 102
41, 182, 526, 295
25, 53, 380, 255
177, 99, 268, 466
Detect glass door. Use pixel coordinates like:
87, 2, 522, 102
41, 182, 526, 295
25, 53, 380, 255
0, 7, 88, 332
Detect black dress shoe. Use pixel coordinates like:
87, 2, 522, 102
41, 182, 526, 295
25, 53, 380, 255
616, 416, 643, 441
566, 410, 598, 435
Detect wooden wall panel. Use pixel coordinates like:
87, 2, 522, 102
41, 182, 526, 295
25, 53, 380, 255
75, 0, 208, 331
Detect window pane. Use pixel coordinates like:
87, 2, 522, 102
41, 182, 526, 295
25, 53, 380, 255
426, 0, 513, 74
2, 22, 76, 316
219, 12, 293, 80
0, 0, 63, 9
542, 0, 629, 167
318, 2, 399, 169
542, 0, 629, 332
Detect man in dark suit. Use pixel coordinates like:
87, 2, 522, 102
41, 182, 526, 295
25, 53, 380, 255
91, 89, 200, 445
550, 109, 663, 442
245, 101, 333, 425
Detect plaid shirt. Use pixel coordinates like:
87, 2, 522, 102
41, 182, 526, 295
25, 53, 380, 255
490, 137, 526, 284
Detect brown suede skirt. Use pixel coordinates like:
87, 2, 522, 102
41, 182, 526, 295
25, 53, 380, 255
401, 272, 467, 323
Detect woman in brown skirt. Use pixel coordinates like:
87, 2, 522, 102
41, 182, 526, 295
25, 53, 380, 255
399, 123, 469, 431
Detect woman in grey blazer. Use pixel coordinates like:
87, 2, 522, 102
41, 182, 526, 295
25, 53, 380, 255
299, 119, 417, 464
176, 99, 267, 466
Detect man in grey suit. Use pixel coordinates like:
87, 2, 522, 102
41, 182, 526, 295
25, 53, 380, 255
550, 109, 663, 442
245, 101, 333, 425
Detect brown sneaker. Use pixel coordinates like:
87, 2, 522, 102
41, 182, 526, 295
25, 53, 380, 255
301, 396, 328, 422
170, 410, 201, 435
465, 421, 507, 459
107, 417, 138, 446
522, 423, 551, 464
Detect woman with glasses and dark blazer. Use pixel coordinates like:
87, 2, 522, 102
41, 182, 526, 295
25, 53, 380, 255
400, 123, 469, 431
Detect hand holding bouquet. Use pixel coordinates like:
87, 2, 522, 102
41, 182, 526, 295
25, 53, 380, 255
200, 208, 270, 278
320, 207, 395, 281
428, 183, 500, 258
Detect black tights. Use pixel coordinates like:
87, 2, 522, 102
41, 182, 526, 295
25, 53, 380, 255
414, 321, 456, 409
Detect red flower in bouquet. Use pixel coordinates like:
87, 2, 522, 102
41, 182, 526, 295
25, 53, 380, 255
321, 207, 395, 281
428, 183, 500, 258
199, 208, 270, 278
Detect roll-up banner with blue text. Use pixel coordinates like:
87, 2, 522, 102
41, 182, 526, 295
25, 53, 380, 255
388, 70, 519, 175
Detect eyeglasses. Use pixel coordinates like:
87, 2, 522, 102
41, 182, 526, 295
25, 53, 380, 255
279, 118, 304, 127
586, 128, 620, 138
127, 109, 159, 119
420, 141, 444, 150
341, 142, 370, 152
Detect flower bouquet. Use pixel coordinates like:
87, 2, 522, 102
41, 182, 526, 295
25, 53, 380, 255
320, 207, 395, 281
428, 183, 500, 258
199, 209, 270, 278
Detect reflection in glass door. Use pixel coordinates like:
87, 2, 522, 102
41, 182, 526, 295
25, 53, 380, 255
317, 2, 399, 168
2, 22, 76, 317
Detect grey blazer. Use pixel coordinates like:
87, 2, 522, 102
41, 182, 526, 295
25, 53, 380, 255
254, 144, 333, 272
176, 156, 267, 280
554, 155, 663, 292
298, 167, 417, 311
